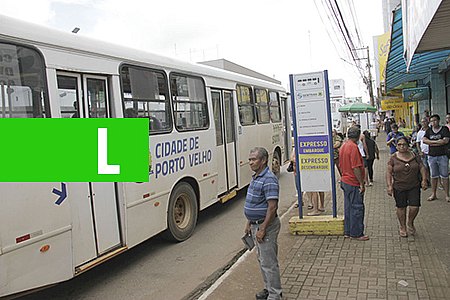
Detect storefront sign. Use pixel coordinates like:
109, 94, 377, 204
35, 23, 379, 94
402, 87, 429, 102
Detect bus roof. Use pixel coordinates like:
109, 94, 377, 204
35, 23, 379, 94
0, 14, 285, 91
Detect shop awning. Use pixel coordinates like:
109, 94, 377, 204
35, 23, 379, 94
385, 7, 450, 91
403, 0, 450, 68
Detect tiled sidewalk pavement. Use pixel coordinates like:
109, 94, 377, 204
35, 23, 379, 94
203, 133, 450, 300
281, 134, 450, 300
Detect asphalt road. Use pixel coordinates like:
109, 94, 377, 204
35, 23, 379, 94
20, 166, 296, 300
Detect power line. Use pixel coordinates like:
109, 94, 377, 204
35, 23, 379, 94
327, 0, 365, 80
348, 0, 363, 48
321, 0, 375, 104
317, 0, 363, 81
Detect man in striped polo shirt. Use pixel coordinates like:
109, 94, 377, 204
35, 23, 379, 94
244, 147, 282, 300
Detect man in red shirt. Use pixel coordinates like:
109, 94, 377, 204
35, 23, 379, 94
339, 126, 369, 240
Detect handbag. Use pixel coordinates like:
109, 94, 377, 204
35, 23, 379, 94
287, 161, 294, 172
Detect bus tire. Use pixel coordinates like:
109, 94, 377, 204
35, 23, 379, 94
164, 182, 198, 242
272, 150, 281, 177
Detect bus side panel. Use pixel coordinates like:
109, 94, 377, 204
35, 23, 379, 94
0, 231, 73, 297
237, 122, 282, 187
237, 125, 260, 187
68, 183, 97, 267
124, 182, 167, 248
125, 129, 218, 247
0, 183, 73, 297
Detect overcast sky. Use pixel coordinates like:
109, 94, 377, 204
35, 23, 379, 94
1, 0, 383, 100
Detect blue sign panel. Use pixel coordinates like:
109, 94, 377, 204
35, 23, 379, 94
402, 87, 429, 102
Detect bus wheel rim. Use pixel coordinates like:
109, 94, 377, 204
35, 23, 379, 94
174, 193, 191, 229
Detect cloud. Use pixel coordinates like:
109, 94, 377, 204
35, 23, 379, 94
1, 0, 54, 24
1, 0, 382, 98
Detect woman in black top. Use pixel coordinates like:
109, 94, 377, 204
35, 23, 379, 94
363, 131, 379, 186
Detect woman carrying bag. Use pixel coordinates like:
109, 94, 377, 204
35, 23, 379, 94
386, 136, 427, 237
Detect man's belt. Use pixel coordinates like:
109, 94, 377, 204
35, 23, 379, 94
249, 218, 265, 225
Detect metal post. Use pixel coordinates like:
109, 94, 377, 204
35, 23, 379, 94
366, 47, 375, 107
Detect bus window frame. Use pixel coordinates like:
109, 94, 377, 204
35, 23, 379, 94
0, 39, 51, 118
119, 63, 173, 135
254, 87, 270, 124
169, 72, 209, 132
236, 84, 256, 126
268, 90, 282, 123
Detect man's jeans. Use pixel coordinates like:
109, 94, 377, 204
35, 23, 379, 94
251, 216, 282, 300
340, 182, 365, 237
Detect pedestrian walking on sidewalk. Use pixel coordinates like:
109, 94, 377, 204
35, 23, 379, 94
386, 136, 427, 237
423, 114, 450, 202
339, 126, 369, 241
363, 130, 379, 186
244, 147, 282, 300
386, 123, 405, 154
416, 118, 430, 185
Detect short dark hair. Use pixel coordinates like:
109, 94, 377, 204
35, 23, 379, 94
391, 123, 398, 129
363, 130, 371, 139
396, 136, 409, 146
347, 126, 361, 139
430, 114, 440, 121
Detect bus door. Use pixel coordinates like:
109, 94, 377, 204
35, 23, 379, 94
281, 96, 291, 161
57, 73, 121, 266
212, 90, 237, 194
83, 75, 121, 255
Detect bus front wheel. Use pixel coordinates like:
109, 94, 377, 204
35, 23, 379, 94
164, 182, 198, 242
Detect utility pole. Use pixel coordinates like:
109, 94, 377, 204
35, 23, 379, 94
366, 47, 375, 107
354, 47, 375, 107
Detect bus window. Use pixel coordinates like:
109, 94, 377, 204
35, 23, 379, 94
170, 74, 208, 131
269, 91, 281, 122
223, 91, 235, 143
87, 78, 108, 118
254, 88, 270, 124
0, 43, 49, 118
58, 75, 80, 118
212, 91, 223, 146
236, 85, 255, 125
120, 65, 171, 133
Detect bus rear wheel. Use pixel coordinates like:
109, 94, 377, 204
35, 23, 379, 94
164, 182, 198, 242
272, 151, 281, 177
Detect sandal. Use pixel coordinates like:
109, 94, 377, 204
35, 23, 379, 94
352, 235, 369, 241
399, 230, 408, 238
307, 204, 314, 209
427, 195, 437, 201
407, 226, 416, 236
318, 208, 325, 212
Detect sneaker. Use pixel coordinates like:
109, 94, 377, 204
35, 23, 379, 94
368, 182, 373, 186
255, 289, 269, 300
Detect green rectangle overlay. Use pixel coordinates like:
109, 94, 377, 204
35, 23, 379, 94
0, 118, 149, 182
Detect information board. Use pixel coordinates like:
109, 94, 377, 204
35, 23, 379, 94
290, 71, 334, 191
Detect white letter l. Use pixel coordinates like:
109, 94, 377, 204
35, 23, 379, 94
98, 128, 120, 174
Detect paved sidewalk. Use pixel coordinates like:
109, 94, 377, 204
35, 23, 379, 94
201, 133, 450, 299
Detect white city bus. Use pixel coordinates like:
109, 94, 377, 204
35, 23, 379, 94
0, 15, 292, 297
